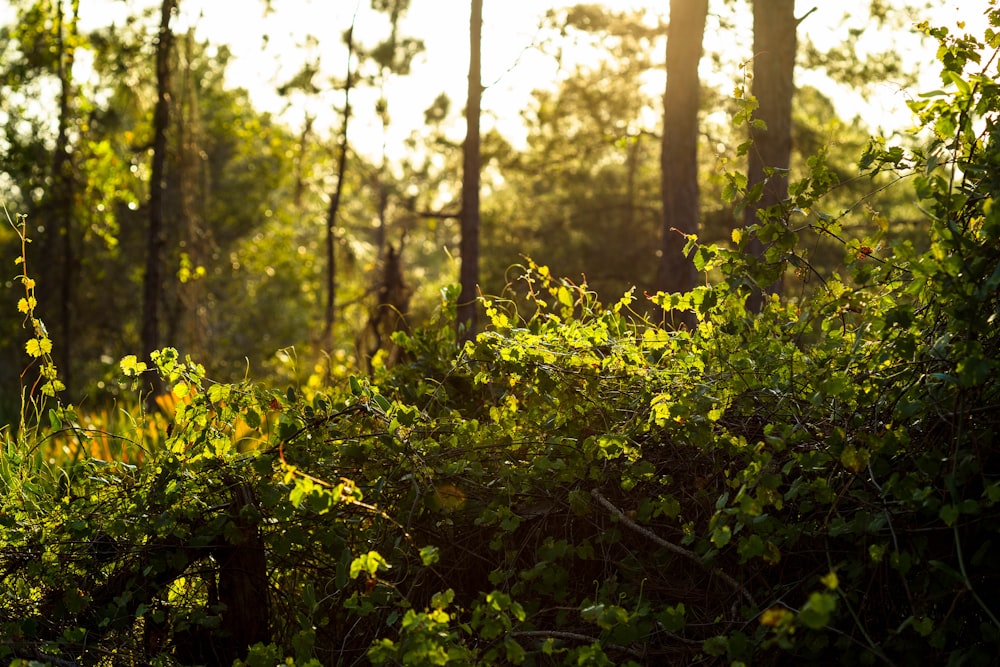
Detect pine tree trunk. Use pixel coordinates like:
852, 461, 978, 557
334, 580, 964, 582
322, 26, 355, 365
141, 0, 176, 402
52, 0, 78, 391
458, 0, 482, 339
744, 0, 797, 311
656, 0, 708, 329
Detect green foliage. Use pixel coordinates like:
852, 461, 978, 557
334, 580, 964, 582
4, 6, 1000, 667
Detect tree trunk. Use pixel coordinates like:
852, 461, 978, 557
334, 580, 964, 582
175, 29, 211, 359
656, 0, 708, 329
52, 0, 79, 391
743, 0, 797, 311
322, 24, 356, 365
457, 0, 482, 339
141, 0, 177, 402
293, 114, 314, 208
214, 482, 269, 664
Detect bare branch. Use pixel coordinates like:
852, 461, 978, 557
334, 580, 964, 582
590, 487, 756, 609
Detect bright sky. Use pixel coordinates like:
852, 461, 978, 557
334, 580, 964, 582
174, 0, 660, 154
59, 0, 1000, 159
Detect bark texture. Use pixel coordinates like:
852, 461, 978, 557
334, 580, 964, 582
656, 0, 709, 329
458, 0, 483, 339
744, 0, 798, 310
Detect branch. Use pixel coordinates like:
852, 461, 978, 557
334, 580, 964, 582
590, 488, 756, 609
414, 208, 461, 220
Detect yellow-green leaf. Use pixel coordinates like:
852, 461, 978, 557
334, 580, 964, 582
120, 354, 148, 377
41, 379, 65, 396
25, 337, 51, 358
350, 550, 390, 579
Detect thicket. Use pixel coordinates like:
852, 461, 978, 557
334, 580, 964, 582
3, 12, 1000, 667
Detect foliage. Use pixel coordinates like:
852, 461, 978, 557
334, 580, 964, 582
0, 1, 934, 398
3, 4, 1000, 667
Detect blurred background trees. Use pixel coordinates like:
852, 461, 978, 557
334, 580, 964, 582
0, 0, 939, 409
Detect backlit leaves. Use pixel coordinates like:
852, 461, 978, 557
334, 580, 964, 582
25, 336, 52, 358
119, 354, 148, 377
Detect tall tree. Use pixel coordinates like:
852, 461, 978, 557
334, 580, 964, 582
320, 20, 356, 365
458, 0, 482, 337
655, 0, 708, 327
141, 0, 177, 399
49, 0, 80, 390
742, 0, 801, 310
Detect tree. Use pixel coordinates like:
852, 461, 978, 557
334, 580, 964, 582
141, 0, 177, 401
655, 0, 708, 327
320, 21, 355, 368
742, 0, 806, 310
457, 0, 482, 337
48, 0, 80, 390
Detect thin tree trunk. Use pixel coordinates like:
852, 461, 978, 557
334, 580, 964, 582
141, 0, 177, 401
322, 23, 356, 361
293, 114, 314, 208
656, 0, 708, 329
52, 0, 78, 391
176, 29, 210, 358
743, 0, 798, 311
457, 0, 482, 339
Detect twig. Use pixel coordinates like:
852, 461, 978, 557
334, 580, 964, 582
590, 488, 756, 609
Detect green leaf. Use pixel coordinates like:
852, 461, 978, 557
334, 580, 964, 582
503, 637, 526, 664
420, 545, 440, 566
939, 504, 960, 526
350, 550, 390, 579
581, 603, 629, 629
711, 524, 732, 548
913, 616, 934, 636
798, 592, 836, 630
657, 603, 686, 632
430, 588, 454, 610
243, 408, 261, 429
702, 635, 729, 657
943, 69, 972, 96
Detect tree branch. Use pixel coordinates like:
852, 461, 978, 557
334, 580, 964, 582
590, 488, 756, 609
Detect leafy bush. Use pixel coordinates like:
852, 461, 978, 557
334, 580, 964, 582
4, 11, 1000, 667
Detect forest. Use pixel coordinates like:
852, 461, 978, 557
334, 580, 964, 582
2, 0, 1000, 664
